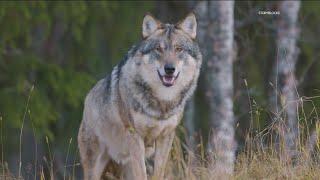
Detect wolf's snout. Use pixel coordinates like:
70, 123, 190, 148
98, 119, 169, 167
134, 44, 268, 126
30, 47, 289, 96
158, 63, 179, 87
164, 63, 175, 75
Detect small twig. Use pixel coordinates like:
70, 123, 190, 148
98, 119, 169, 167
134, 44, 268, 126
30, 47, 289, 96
63, 138, 73, 180
19, 85, 34, 178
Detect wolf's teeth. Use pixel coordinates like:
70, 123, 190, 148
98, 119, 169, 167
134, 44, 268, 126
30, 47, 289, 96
163, 76, 175, 84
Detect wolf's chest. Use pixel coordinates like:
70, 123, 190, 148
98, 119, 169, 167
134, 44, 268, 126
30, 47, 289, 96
130, 110, 181, 143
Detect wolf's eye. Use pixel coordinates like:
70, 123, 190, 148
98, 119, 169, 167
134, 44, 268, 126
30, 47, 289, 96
155, 45, 162, 53
175, 46, 183, 53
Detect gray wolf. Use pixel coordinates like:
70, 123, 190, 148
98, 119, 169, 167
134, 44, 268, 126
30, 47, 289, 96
78, 13, 202, 180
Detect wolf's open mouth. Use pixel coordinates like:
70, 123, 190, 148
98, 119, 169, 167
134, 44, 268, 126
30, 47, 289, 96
157, 70, 180, 87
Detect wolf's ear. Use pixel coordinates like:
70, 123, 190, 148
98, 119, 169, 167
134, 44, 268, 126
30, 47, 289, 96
142, 14, 161, 38
177, 13, 197, 39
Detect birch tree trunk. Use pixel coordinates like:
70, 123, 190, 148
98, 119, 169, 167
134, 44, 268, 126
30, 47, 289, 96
269, 0, 300, 160
204, 1, 236, 175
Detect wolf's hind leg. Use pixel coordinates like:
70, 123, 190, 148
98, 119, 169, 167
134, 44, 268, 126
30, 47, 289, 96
78, 125, 109, 180
81, 148, 110, 180
79, 140, 99, 180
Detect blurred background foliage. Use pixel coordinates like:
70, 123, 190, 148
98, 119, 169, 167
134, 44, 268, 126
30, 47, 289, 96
0, 2, 154, 176
0, 1, 320, 178
0, 1, 153, 140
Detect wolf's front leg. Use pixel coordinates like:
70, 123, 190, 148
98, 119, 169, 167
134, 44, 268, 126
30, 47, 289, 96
153, 132, 175, 179
123, 133, 147, 180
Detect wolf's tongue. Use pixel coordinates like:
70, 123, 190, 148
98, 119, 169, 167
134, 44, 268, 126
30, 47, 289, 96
163, 76, 175, 84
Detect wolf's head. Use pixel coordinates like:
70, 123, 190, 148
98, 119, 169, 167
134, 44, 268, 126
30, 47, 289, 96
125, 13, 202, 101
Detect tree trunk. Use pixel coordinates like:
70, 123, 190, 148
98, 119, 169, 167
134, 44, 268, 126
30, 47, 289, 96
269, 0, 300, 160
204, 1, 236, 175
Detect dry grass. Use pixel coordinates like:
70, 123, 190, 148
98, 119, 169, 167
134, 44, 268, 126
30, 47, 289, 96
1, 91, 319, 179
1, 118, 319, 180
0, 132, 319, 180
233, 152, 320, 179
165, 126, 320, 180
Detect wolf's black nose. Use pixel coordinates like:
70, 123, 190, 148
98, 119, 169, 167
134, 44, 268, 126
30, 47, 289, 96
164, 64, 175, 75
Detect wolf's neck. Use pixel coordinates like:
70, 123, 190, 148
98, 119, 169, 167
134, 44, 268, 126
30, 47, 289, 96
121, 74, 193, 120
